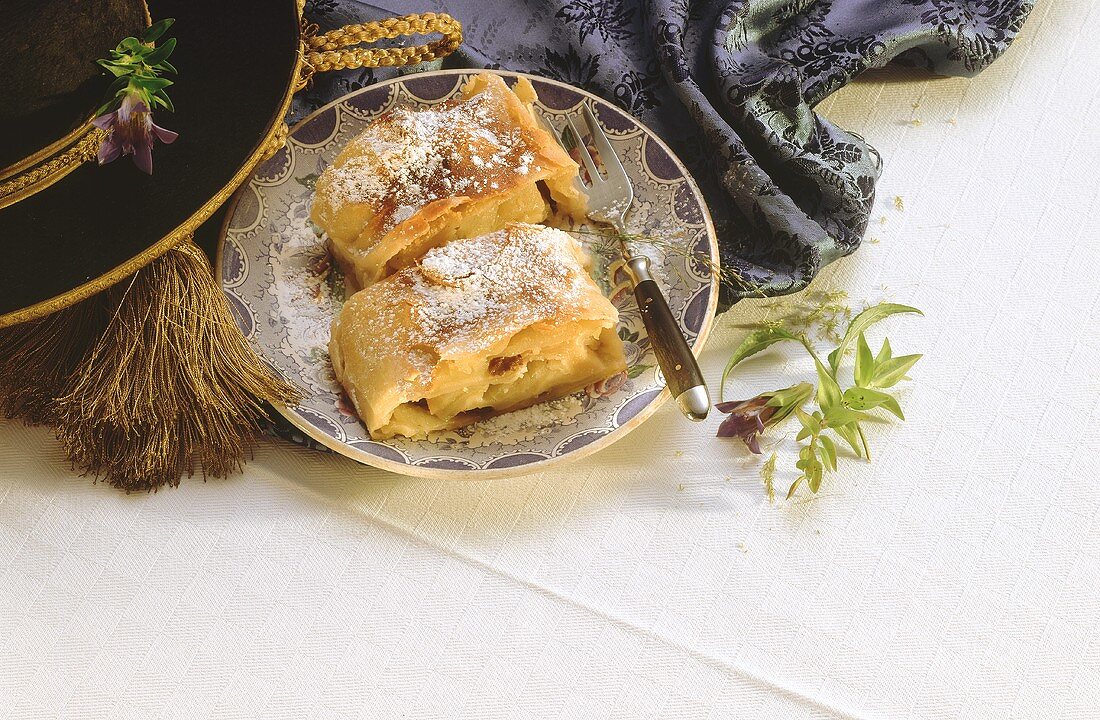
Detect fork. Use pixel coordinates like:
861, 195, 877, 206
540, 105, 710, 421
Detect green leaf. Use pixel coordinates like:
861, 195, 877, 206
627, 364, 651, 379
786, 476, 804, 499
822, 405, 868, 427
818, 435, 837, 471
131, 75, 173, 92
142, 37, 177, 67
831, 423, 863, 458
141, 17, 175, 43
765, 381, 814, 409
828, 303, 923, 375
720, 327, 809, 400
154, 90, 175, 113
97, 59, 134, 77
843, 387, 904, 419
295, 173, 320, 190
857, 424, 871, 461
807, 465, 823, 493
875, 337, 893, 365
795, 442, 824, 493
870, 353, 922, 389
119, 36, 144, 53
798, 444, 815, 464
815, 359, 843, 411
794, 406, 820, 434
128, 45, 154, 61
159, 60, 178, 75
854, 332, 874, 388
763, 382, 814, 427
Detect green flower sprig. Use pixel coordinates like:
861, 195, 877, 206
95, 18, 178, 117
92, 18, 178, 174
717, 303, 923, 499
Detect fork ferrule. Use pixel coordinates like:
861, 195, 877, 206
625, 254, 653, 284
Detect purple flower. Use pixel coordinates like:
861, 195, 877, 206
92, 93, 177, 174
716, 382, 813, 453
715, 395, 775, 453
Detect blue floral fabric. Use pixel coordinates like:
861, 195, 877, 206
293, 0, 1032, 308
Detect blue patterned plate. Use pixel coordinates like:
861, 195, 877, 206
217, 70, 718, 478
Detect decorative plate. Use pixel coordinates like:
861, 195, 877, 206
217, 70, 718, 479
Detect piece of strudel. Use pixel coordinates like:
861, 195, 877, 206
329, 223, 626, 440
311, 73, 587, 290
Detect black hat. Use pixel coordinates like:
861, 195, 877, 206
0, 0, 301, 325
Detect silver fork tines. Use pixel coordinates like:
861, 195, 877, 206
543, 105, 634, 229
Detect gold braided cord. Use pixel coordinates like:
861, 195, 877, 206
300, 13, 462, 84
0, 129, 105, 211
0, 119, 95, 181
262, 122, 290, 161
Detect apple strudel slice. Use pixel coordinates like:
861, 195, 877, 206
329, 223, 626, 440
311, 73, 587, 290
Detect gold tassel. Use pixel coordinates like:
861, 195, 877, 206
0, 295, 107, 425
49, 239, 299, 492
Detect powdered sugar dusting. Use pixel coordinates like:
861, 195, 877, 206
319, 88, 538, 235
339, 224, 593, 363
272, 203, 343, 355
391, 204, 416, 226
430, 394, 586, 448
398, 223, 586, 356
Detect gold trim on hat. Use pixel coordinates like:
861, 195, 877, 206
0, 128, 106, 211
0, 120, 97, 183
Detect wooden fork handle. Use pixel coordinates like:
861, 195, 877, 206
626, 256, 710, 421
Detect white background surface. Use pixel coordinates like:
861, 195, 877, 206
1, 0, 1097, 716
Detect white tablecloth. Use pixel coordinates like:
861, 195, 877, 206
2, 0, 1097, 716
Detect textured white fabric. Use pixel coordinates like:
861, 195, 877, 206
1, 0, 1098, 716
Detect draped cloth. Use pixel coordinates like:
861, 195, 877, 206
294, 0, 1032, 308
